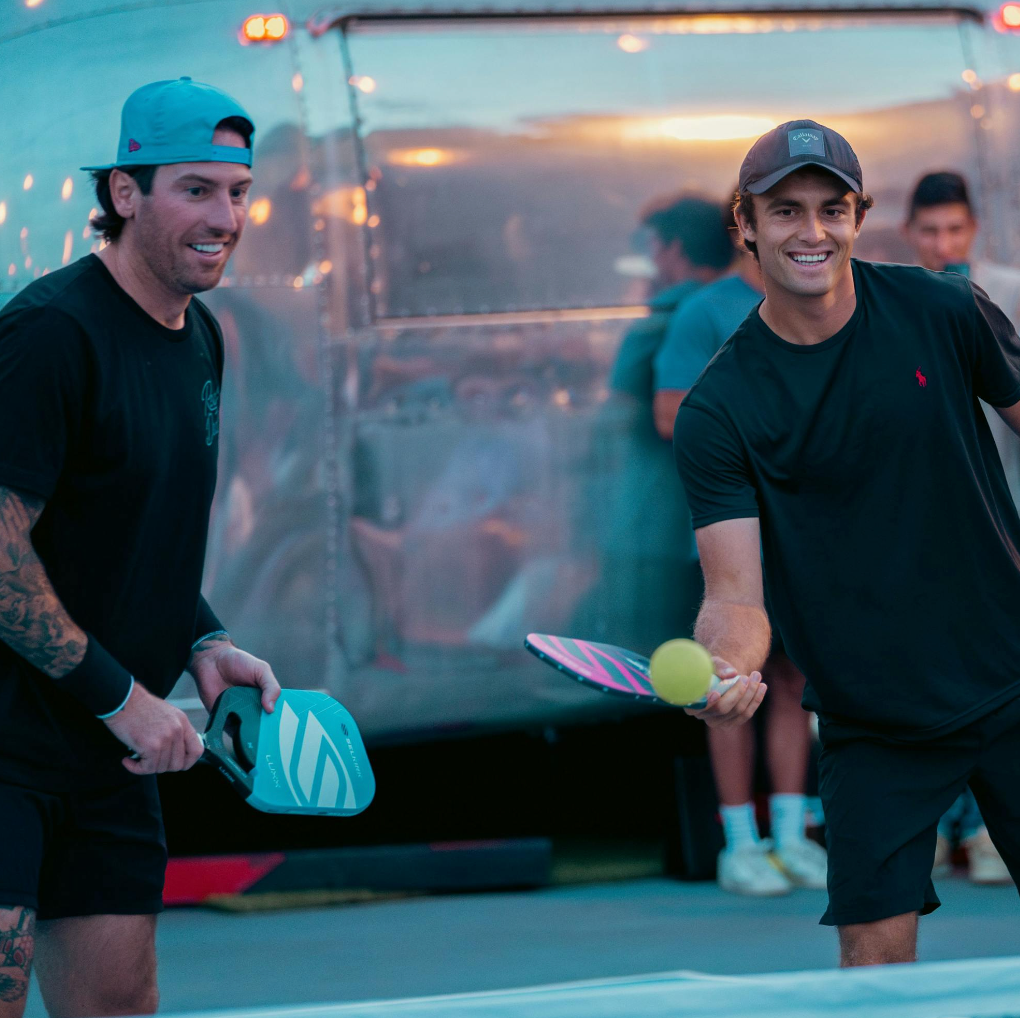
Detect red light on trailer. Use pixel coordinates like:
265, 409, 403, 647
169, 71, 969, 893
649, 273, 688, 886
241, 13, 288, 43
995, 3, 1020, 30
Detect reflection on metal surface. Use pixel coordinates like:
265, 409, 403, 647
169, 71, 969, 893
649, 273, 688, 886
5, 2, 1020, 742
386, 147, 459, 167
624, 114, 779, 141
616, 33, 648, 51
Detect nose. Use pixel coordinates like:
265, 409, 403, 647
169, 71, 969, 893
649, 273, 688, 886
797, 212, 826, 246
204, 189, 237, 236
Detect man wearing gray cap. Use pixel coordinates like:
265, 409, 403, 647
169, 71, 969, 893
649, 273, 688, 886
675, 120, 1020, 965
0, 78, 280, 1016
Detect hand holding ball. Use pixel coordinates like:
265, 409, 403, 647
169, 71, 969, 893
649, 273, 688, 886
649, 639, 732, 708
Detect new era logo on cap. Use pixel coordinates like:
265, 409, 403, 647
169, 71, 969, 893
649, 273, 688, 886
127, 138, 142, 153
788, 129, 825, 157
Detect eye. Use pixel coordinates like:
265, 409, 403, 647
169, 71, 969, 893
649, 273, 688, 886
186, 186, 205, 198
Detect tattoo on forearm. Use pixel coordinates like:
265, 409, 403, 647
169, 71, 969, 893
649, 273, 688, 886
0, 486, 86, 677
188, 631, 232, 675
0, 907, 34, 1003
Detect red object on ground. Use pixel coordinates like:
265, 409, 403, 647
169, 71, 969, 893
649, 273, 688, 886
163, 853, 285, 905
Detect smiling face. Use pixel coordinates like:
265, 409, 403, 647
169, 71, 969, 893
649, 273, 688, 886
737, 167, 864, 299
903, 202, 976, 272
120, 127, 253, 295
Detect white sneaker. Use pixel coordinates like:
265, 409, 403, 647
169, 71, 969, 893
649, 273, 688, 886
717, 840, 793, 896
965, 829, 1013, 885
772, 837, 828, 890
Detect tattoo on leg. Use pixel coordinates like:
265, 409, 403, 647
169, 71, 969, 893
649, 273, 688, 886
0, 908, 34, 1003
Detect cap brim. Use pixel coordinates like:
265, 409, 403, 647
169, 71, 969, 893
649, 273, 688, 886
745, 161, 861, 195
79, 163, 117, 172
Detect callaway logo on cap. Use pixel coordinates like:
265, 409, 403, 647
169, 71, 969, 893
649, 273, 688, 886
81, 77, 255, 172
738, 119, 862, 196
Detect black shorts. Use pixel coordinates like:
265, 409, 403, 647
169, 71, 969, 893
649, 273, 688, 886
817, 695, 1020, 926
0, 771, 166, 921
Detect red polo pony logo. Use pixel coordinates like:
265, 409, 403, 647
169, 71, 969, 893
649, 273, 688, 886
916, 367, 927, 388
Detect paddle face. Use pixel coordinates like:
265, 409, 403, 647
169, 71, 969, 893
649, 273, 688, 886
202, 687, 375, 816
524, 633, 669, 705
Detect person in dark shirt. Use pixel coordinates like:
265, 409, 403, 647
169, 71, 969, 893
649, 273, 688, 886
673, 119, 1020, 966
902, 171, 1017, 886
0, 78, 280, 1016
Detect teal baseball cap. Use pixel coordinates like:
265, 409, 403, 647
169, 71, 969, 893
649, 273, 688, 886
81, 76, 255, 171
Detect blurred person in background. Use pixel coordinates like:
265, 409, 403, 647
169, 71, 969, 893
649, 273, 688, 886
584, 195, 734, 651
903, 171, 1017, 886
654, 208, 825, 897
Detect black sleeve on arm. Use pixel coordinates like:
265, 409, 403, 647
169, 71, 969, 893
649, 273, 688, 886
0, 306, 87, 496
56, 635, 134, 717
193, 595, 226, 645
673, 401, 759, 528
969, 282, 1020, 408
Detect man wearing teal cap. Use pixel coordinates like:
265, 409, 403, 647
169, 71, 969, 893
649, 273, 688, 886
0, 78, 280, 1016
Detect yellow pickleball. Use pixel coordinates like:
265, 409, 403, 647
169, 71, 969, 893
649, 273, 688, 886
649, 638, 715, 705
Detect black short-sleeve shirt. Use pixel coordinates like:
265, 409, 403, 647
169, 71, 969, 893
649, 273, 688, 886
0, 255, 223, 781
674, 259, 1020, 738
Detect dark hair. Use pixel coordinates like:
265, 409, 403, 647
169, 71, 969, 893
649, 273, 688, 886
732, 173, 874, 260
907, 171, 972, 222
89, 116, 254, 242
643, 195, 735, 271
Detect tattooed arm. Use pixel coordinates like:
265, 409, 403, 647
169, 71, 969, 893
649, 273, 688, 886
0, 485, 85, 678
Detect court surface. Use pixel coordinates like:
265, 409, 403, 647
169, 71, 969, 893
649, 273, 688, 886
24, 873, 1020, 1016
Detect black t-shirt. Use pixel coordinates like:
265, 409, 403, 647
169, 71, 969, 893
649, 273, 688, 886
674, 259, 1020, 739
0, 255, 223, 781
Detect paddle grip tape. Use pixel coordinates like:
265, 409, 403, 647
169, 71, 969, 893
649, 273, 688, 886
55, 635, 135, 718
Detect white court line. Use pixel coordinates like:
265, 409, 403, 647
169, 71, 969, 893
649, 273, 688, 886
159, 955, 1020, 1018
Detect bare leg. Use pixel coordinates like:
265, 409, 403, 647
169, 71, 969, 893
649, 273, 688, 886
0, 907, 34, 1018
838, 912, 918, 967
763, 653, 810, 795
707, 721, 755, 806
35, 914, 158, 1018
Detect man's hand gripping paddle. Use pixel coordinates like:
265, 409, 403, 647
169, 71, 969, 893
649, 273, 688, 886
198, 687, 375, 816
524, 633, 738, 708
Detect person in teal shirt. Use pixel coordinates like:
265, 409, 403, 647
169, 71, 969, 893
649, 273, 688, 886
577, 195, 733, 651
653, 256, 763, 433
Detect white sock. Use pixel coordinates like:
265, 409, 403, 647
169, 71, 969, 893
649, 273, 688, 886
770, 793, 807, 849
720, 802, 760, 851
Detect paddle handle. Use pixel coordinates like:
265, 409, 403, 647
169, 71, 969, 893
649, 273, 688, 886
683, 674, 740, 710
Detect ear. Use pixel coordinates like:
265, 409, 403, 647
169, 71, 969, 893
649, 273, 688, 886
734, 202, 757, 247
107, 168, 141, 222
854, 206, 868, 238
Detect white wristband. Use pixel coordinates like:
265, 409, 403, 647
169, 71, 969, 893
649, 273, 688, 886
96, 675, 135, 719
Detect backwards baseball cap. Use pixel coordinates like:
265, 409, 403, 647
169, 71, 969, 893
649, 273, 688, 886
81, 77, 255, 172
738, 119, 862, 196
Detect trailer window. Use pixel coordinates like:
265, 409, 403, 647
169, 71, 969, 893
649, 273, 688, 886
346, 13, 979, 318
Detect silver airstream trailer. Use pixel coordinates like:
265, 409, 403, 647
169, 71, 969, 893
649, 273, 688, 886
3, 0, 1020, 747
